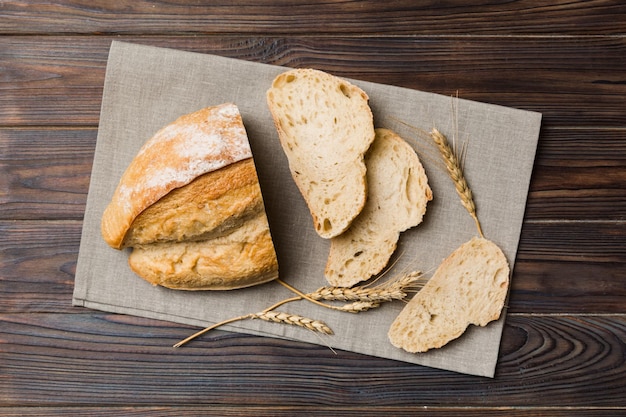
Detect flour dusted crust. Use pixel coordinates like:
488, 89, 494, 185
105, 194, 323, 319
123, 158, 263, 247
101, 103, 279, 290
101, 103, 253, 250
388, 237, 510, 353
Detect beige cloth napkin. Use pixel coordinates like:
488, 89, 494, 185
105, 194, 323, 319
73, 41, 541, 377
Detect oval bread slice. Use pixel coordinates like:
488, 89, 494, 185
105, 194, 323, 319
388, 237, 510, 353
266, 68, 376, 238
325, 128, 432, 287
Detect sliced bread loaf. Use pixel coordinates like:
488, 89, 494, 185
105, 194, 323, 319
101, 103, 278, 290
266, 68, 376, 238
325, 128, 432, 287
388, 237, 510, 353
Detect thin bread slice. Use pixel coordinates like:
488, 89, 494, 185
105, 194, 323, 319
266, 68, 376, 238
388, 237, 510, 353
325, 128, 432, 287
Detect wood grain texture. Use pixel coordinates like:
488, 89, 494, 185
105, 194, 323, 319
0, 0, 624, 35
1, 221, 624, 314
1, 36, 625, 127
2, 1, 625, 414
1, 313, 624, 407
2, 408, 626, 417
0, 128, 95, 220
2, 127, 625, 221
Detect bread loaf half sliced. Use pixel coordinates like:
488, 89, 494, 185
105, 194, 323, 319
266, 68, 376, 239
101, 103, 279, 290
102, 103, 254, 250
325, 128, 432, 287
388, 237, 509, 353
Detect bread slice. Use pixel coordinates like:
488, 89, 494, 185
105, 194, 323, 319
388, 237, 510, 353
324, 128, 432, 287
266, 68, 376, 238
101, 103, 279, 290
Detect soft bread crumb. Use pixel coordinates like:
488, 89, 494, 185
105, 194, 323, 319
266, 68, 375, 239
388, 237, 510, 353
325, 128, 432, 287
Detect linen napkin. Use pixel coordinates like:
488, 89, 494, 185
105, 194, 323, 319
73, 41, 541, 377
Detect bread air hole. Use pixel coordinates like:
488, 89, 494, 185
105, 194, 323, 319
339, 83, 351, 98
321, 218, 332, 232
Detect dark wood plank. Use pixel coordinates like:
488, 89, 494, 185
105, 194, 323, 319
0, 220, 80, 313
2, 127, 625, 221
2, 407, 625, 417
510, 260, 626, 313
0, 0, 624, 35
0, 128, 95, 220
1, 36, 625, 127
2, 220, 624, 314
518, 221, 626, 264
1, 313, 624, 407
526, 127, 626, 221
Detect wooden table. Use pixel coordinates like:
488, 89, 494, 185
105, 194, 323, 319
2, 2, 625, 415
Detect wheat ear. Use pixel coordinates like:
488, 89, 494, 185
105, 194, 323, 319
430, 128, 484, 238
173, 294, 324, 348
174, 272, 423, 348
252, 311, 333, 335
309, 270, 424, 304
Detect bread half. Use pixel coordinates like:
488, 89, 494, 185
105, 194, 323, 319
266, 68, 376, 238
101, 103, 279, 290
388, 237, 509, 353
325, 128, 432, 287
102, 103, 254, 249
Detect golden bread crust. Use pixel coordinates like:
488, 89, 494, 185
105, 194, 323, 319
101, 103, 252, 249
123, 159, 263, 247
128, 213, 279, 291
101, 103, 279, 290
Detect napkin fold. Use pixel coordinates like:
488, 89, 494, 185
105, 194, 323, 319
74, 41, 541, 377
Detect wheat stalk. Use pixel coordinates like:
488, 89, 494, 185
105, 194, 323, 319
335, 301, 380, 313
308, 270, 424, 304
252, 311, 333, 335
174, 307, 332, 348
174, 272, 424, 348
430, 128, 484, 238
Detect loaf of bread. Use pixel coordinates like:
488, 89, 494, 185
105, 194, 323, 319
388, 237, 509, 353
101, 103, 279, 290
266, 68, 376, 239
325, 128, 432, 287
